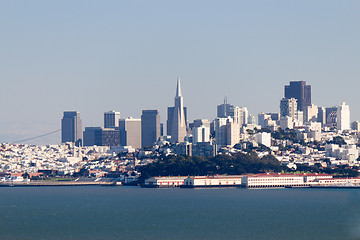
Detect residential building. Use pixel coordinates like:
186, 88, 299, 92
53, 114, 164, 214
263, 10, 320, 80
351, 121, 360, 131
192, 142, 217, 157
233, 106, 248, 126
305, 104, 318, 123
280, 98, 297, 118
192, 125, 210, 143
280, 116, 293, 130
326, 107, 337, 128
254, 132, 271, 148
337, 102, 350, 131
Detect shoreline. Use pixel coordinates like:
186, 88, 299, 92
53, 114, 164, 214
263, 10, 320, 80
2, 181, 360, 189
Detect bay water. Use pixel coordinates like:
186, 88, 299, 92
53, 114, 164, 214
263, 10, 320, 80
0, 186, 360, 239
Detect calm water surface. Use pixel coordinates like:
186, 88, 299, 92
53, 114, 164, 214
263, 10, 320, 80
0, 186, 360, 240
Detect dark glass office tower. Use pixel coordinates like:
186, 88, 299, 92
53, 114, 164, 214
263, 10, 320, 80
61, 111, 82, 146
284, 81, 311, 112
141, 110, 161, 148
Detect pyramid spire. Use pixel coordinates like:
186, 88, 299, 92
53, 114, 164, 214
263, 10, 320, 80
176, 77, 182, 97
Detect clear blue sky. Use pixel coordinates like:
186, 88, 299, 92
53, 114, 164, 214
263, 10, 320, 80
1, 0, 359, 145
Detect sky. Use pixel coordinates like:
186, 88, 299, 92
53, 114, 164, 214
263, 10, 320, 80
0, 0, 359, 145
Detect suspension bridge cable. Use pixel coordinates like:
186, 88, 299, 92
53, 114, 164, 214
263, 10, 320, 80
11, 129, 61, 144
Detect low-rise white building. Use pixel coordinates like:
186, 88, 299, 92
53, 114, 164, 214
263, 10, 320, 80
242, 173, 306, 188
144, 176, 187, 187
182, 175, 243, 188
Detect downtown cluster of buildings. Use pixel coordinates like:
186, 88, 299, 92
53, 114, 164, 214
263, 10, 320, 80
1, 78, 360, 181
61, 79, 358, 159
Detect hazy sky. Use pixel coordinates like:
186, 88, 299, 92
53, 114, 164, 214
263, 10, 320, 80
1, 0, 359, 145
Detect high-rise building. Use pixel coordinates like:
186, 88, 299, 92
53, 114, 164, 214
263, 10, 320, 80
217, 97, 234, 118
192, 125, 210, 143
305, 104, 318, 123
337, 102, 350, 131
61, 111, 82, 146
351, 121, 360, 131
83, 127, 120, 147
190, 119, 211, 130
258, 113, 271, 128
284, 81, 311, 112
141, 110, 161, 148
214, 117, 231, 147
167, 78, 188, 143
280, 98, 297, 118
119, 117, 142, 149
280, 116, 293, 130
325, 107, 337, 128
233, 107, 248, 126
214, 117, 239, 147
248, 114, 256, 125
104, 111, 120, 128
317, 107, 326, 126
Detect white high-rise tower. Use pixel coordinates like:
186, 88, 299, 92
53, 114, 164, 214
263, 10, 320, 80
337, 102, 350, 131
167, 78, 188, 143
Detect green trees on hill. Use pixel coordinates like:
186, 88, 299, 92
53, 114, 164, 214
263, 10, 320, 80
138, 152, 282, 181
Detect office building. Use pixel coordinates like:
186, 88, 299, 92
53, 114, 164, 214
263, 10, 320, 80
61, 111, 82, 146
167, 78, 188, 143
119, 117, 142, 149
284, 80, 311, 111
217, 97, 234, 118
141, 110, 161, 148
83, 127, 120, 147
337, 102, 350, 131
104, 111, 120, 128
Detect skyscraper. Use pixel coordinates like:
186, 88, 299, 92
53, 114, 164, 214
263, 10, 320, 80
284, 81, 311, 112
141, 110, 161, 148
119, 117, 142, 149
217, 97, 234, 118
83, 127, 120, 147
337, 102, 350, 131
61, 111, 82, 146
167, 78, 188, 143
104, 111, 120, 128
